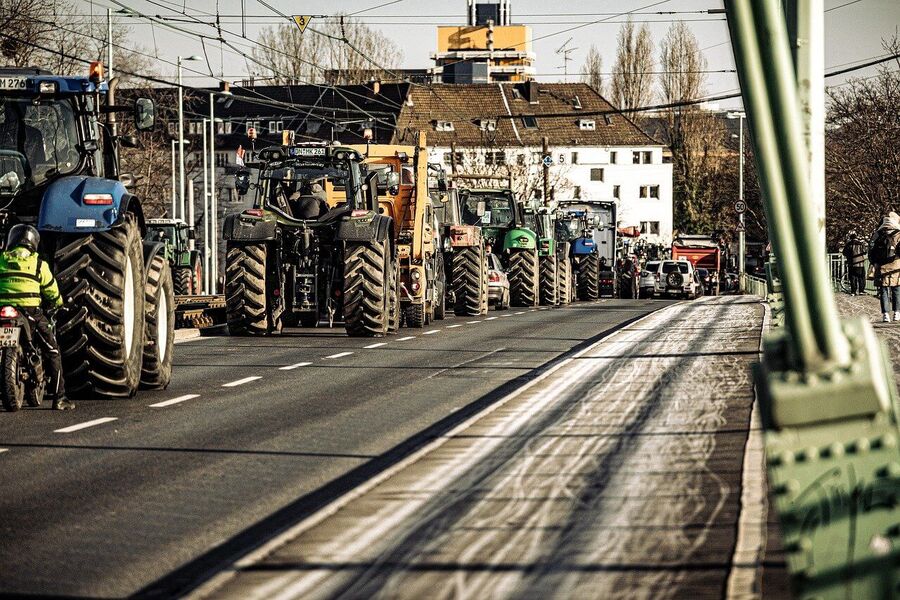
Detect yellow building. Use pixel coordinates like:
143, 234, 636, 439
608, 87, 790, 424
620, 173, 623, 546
431, 1, 535, 83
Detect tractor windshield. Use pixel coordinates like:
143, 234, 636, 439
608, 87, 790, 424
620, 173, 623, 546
0, 97, 81, 192
460, 192, 514, 228
259, 161, 357, 218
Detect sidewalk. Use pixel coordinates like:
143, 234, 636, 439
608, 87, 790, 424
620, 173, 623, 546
195, 297, 785, 600
834, 291, 900, 379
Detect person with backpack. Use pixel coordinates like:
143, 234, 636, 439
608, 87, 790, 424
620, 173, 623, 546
868, 212, 900, 322
842, 230, 867, 295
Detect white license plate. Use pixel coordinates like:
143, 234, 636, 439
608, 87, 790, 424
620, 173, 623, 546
0, 327, 21, 348
289, 147, 326, 157
0, 77, 27, 90
75, 218, 96, 228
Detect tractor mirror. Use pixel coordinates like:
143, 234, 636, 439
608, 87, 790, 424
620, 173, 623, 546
120, 135, 139, 148
133, 98, 155, 131
118, 172, 136, 187
384, 170, 400, 195
476, 201, 486, 217
188, 227, 197, 240
234, 170, 251, 195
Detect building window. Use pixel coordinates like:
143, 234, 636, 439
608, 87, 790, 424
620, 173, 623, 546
485, 151, 506, 166
434, 120, 454, 132
609, 151, 617, 164
268, 121, 284, 133
521, 115, 538, 129
639, 185, 660, 199
571, 152, 578, 164
578, 119, 596, 131
640, 221, 660, 235
516, 153, 526, 166
633, 150, 653, 164
633, 151, 641, 164
476, 119, 497, 131
532, 151, 542, 164
613, 185, 620, 199
590, 168, 604, 182
215, 152, 229, 168
643, 151, 652, 164
573, 186, 582, 199
443, 151, 464, 166
168, 122, 176, 136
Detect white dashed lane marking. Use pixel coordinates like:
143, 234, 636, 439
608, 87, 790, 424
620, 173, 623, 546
484, 316, 498, 321
0, 449, 7, 455
466, 321, 481, 324
397, 336, 416, 341
364, 342, 388, 349
325, 352, 354, 359
54, 417, 118, 434
149, 394, 199, 408
222, 376, 262, 388
447, 324, 464, 328
514, 311, 525, 315
280, 362, 312, 370
423, 330, 440, 335
499, 314, 510, 317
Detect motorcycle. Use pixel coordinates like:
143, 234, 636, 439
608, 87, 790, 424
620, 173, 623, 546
0, 305, 46, 411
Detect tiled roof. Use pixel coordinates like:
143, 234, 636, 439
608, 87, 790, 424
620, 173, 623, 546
392, 82, 662, 148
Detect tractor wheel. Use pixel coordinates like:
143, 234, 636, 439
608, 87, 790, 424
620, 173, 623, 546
1, 347, 24, 411
388, 256, 400, 333
558, 257, 572, 305
508, 248, 539, 307
140, 254, 175, 389
191, 256, 203, 295
576, 253, 600, 301
452, 245, 487, 317
173, 267, 192, 296
404, 303, 426, 328
343, 239, 389, 337
55, 213, 145, 398
225, 242, 269, 336
539, 254, 559, 306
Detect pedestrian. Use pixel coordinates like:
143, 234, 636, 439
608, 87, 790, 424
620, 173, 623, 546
842, 230, 867, 295
868, 212, 900, 322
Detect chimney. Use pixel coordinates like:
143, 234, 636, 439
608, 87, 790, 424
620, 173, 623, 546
518, 80, 539, 103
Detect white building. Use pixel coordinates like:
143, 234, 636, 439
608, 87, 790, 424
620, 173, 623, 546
393, 82, 673, 245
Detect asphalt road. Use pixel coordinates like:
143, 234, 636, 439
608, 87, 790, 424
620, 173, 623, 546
0, 298, 671, 598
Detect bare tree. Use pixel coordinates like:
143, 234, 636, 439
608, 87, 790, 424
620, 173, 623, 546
250, 14, 403, 85
0, 0, 86, 73
658, 22, 706, 106
825, 35, 900, 249
580, 44, 604, 95
610, 20, 655, 111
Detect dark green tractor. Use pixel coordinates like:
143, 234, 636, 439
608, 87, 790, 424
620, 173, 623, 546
458, 188, 539, 307
145, 219, 202, 295
526, 204, 575, 306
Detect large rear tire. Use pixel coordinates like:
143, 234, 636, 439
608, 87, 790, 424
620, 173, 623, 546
403, 303, 426, 328
141, 254, 175, 389
452, 245, 487, 317
225, 243, 269, 336
575, 253, 600, 301
558, 257, 572, 305
55, 213, 146, 398
343, 239, 389, 337
539, 254, 559, 306
173, 267, 191, 296
508, 248, 539, 307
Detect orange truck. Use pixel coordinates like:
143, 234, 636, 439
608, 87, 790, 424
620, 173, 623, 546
671, 235, 721, 295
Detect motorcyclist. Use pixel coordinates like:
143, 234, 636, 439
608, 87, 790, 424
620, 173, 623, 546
0, 225, 72, 409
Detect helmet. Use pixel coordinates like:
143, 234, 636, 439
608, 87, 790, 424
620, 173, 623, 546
6, 224, 40, 252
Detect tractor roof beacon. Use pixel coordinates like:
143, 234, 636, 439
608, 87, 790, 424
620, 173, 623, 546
0, 64, 173, 397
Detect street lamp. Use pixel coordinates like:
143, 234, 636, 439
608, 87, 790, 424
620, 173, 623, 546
208, 87, 233, 294
170, 138, 191, 218
727, 111, 746, 277
177, 55, 202, 222
202, 115, 224, 295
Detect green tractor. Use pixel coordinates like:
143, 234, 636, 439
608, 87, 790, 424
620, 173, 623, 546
458, 188, 539, 307
145, 218, 203, 296
527, 204, 575, 306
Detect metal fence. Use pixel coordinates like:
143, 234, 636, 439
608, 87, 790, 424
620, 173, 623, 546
826, 252, 876, 294
740, 273, 769, 297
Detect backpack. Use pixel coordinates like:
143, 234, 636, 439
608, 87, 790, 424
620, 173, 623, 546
868, 230, 899, 265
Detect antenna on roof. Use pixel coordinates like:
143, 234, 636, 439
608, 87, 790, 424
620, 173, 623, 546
555, 38, 577, 83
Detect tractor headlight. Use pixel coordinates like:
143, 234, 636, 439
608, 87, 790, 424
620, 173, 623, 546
39, 81, 58, 94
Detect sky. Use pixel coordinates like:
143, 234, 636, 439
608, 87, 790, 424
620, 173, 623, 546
74, 0, 900, 109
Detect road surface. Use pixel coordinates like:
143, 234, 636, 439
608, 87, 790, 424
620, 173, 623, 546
0, 299, 669, 598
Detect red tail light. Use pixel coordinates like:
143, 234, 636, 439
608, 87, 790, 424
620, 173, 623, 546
245, 208, 264, 217
83, 193, 114, 205
0, 306, 18, 318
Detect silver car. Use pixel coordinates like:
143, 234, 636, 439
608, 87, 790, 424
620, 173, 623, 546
638, 260, 660, 298
487, 253, 510, 310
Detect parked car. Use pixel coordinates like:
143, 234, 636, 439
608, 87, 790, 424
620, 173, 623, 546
638, 260, 661, 298
487, 253, 510, 310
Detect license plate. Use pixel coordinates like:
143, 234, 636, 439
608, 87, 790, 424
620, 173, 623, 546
0, 327, 20, 348
289, 146, 326, 157
75, 218, 96, 228
0, 77, 27, 90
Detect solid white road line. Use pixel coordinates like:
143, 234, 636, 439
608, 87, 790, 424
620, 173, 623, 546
149, 394, 199, 408
364, 342, 388, 349
397, 336, 416, 341
484, 316, 497, 321
222, 376, 262, 388
54, 417, 118, 434
423, 330, 440, 335
280, 362, 312, 371
325, 351, 354, 359
447, 324, 464, 328
466, 321, 481, 324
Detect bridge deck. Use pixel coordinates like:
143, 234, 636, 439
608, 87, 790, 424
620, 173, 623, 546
198, 296, 791, 600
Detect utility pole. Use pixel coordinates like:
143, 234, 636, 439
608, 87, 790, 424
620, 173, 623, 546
106, 9, 113, 80
202, 118, 210, 294
187, 184, 195, 252
209, 92, 217, 294
542, 136, 549, 205
170, 139, 176, 217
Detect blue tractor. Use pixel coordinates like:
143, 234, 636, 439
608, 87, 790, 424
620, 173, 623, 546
557, 200, 618, 300
0, 64, 174, 397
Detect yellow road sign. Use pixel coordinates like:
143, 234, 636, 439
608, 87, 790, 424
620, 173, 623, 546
292, 15, 312, 32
